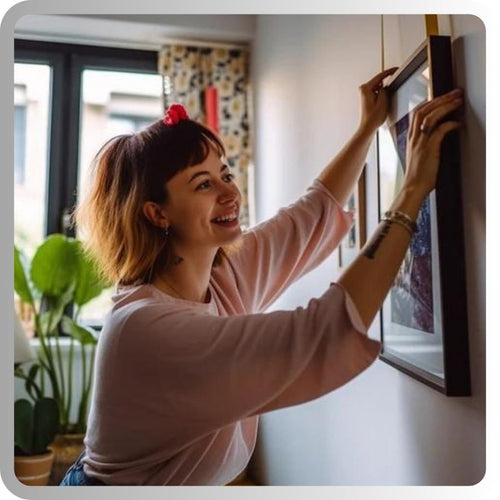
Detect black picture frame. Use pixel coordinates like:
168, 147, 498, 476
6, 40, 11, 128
376, 35, 471, 396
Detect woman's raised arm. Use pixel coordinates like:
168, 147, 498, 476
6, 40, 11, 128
317, 67, 397, 206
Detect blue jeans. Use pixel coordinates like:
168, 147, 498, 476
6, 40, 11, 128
59, 451, 106, 486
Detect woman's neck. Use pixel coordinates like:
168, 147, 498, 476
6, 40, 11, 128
153, 248, 216, 303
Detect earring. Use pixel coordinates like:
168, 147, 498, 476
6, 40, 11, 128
165, 226, 171, 236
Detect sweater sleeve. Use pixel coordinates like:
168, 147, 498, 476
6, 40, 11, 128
220, 179, 354, 313
117, 284, 380, 451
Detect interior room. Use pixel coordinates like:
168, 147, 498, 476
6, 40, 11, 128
11, 12, 485, 488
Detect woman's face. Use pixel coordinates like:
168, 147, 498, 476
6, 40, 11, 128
164, 147, 242, 252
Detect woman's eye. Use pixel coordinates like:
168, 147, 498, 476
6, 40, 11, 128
223, 173, 234, 182
196, 180, 211, 191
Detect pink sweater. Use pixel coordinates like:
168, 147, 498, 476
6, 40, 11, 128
83, 179, 381, 485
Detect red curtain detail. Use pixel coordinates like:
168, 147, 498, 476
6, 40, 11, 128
205, 86, 219, 134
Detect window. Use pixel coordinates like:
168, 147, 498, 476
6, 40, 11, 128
14, 40, 161, 327
109, 113, 159, 134
78, 69, 163, 210
14, 104, 27, 184
14, 63, 51, 258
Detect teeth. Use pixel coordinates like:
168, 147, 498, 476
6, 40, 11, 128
214, 213, 237, 222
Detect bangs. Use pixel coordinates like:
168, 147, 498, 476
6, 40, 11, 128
138, 119, 226, 202
182, 128, 226, 170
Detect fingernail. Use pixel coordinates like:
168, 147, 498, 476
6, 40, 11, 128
451, 88, 463, 96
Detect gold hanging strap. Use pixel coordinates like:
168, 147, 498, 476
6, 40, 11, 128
425, 15, 439, 36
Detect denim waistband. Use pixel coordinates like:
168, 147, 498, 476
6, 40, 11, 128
59, 450, 106, 486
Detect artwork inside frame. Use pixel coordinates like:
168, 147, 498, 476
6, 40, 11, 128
338, 166, 367, 269
376, 35, 471, 396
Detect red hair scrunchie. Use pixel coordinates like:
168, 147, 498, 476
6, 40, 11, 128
163, 103, 189, 126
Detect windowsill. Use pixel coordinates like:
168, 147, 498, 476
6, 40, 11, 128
29, 337, 94, 351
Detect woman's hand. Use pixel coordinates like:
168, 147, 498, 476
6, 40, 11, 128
358, 67, 398, 134
403, 89, 463, 197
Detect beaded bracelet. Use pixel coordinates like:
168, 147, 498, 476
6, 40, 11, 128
382, 210, 418, 237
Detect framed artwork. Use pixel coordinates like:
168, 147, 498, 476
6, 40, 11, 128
377, 35, 471, 396
338, 167, 367, 269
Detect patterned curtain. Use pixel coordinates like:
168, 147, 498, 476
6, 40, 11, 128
158, 45, 252, 229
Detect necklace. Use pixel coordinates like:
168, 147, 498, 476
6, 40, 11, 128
157, 275, 188, 301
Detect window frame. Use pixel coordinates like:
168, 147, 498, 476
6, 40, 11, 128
14, 39, 159, 237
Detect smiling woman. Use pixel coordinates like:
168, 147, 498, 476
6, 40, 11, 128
59, 64, 462, 484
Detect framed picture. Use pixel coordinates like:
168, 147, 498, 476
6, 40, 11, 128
338, 167, 367, 269
376, 35, 470, 396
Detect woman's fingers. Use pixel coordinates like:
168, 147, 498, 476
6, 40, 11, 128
429, 120, 462, 148
404, 90, 463, 196
418, 98, 462, 136
361, 67, 398, 91
410, 89, 463, 137
408, 100, 428, 138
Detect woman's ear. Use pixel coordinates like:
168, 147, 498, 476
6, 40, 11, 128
142, 201, 169, 229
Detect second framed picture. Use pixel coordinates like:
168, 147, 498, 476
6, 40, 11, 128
338, 167, 366, 270
377, 35, 470, 396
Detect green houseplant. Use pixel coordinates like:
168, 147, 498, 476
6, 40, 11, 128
14, 234, 109, 435
14, 362, 59, 486
14, 233, 110, 483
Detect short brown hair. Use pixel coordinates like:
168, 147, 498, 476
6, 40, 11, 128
74, 119, 225, 286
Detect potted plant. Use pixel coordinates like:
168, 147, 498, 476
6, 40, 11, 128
14, 362, 59, 486
14, 233, 109, 483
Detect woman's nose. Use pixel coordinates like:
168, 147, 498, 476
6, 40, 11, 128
218, 182, 240, 204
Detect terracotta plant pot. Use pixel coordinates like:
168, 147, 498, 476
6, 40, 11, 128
14, 450, 54, 486
47, 433, 85, 485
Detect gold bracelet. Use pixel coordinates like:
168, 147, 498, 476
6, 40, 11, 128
382, 212, 417, 238
383, 210, 418, 233
381, 217, 413, 237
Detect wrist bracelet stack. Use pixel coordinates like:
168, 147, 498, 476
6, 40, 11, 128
381, 210, 418, 237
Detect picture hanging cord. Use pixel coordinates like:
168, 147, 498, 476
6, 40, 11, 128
380, 15, 385, 71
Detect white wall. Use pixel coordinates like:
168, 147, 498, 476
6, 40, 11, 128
249, 14, 485, 486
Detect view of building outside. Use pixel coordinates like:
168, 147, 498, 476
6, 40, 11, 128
14, 64, 164, 328
14, 63, 51, 259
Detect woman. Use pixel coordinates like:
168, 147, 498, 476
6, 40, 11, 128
59, 68, 463, 485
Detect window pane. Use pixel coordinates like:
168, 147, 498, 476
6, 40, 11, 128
14, 63, 51, 258
78, 69, 163, 324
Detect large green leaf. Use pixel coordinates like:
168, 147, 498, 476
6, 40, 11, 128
14, 246, 34, 306
14, 399, 34, 454
25, 364, 42, 401
32, 398, 59, 454
38, 283, 76, 336
39, 310, 64, 336
30, 234, 78, 298
71, 240, 109, 307
61, 316, 98, 345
